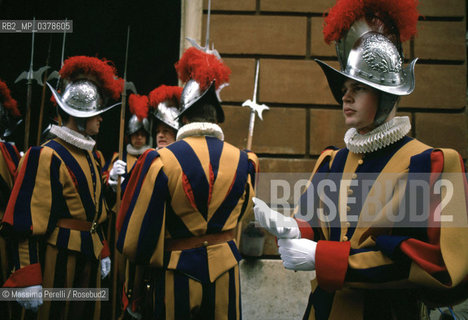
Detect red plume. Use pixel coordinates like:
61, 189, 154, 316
128, 94, 149, 120
60, 56, 123, 101
0, 80, 21, 117
174, 47, 231, 92
323, 0, 419, 44
50, 93, 58, 107
148, 85, 183, 109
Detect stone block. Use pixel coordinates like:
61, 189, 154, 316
310, 17, 336, 57
260, 0, 333, 13
259, 158, 317, 173
415, 21, 466, 61
221, 105, 307, 155
418, 0, 466, 17
221, 105, 251, 149
415, 112, 468, 158
221, 58, 256, 103
260, 59, 337, 105
204, 0, 256, 11
207, 14, 307, 55
309, 108, 347, 155
400, 64, 466, 109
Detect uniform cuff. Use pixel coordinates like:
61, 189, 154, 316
3, 263, 42, 287
295, 218, 314, 240
101, 240, 111, 258
315, 240, 350, 292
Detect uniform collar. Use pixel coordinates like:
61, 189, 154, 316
176, 122, 224, 141
344, 116, 411, 154
126, 143, 151, 156
49, 125, 96, 151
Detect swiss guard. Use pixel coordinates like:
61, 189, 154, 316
148, 84, 182, 149
116, 45, 259, 319
107, 93, 151, 192
253, 0, 468, 319
2, 56, 122, 320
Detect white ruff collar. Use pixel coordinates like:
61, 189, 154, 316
344, 116, 411, 154
126, 143, 151, 156
176, 122, 224, 141
50, 125, 96, 151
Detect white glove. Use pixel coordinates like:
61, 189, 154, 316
108, 175, 124, 192
127, 306, 143, 319
278, 238, 317, 271
109, 160, 126, 181
253, 197, 300, 239
16, 285, 43, 311
101, 257, 111, 279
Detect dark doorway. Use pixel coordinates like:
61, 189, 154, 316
0, 0, 181, 160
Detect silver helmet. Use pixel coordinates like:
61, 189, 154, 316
153, 99, 180, 131
47, 80, 120, 118
316, 17, 418, 126
178, 80, 225, 123
127, 114, 150, 136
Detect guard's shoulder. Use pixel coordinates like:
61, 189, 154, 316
244, 149, 258, 164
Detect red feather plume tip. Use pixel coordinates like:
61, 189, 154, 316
128, 94, 149, 120
60, 56, 123, 101
174, 47, 231, 92
0, 80, 21, 117
148, 85, 183, 109
50, 94, 58, 107
323, 0, 419, 44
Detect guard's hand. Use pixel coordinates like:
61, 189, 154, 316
101, 257, 111, 279
108, 176, 124, 192
16, 285, 43, 311
253, 197, 300, 239
109, 160, 127, 180
278, 238, 317, 271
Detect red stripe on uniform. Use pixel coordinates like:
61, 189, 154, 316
0, 143, 17, 177
182, 172, 197, 210
101, 240, 110, 258
457, 153, 468, 223
2, 149, 36, 225
400, 239, 446, 274
208, 163, 214, 206
117, 154, 147, 233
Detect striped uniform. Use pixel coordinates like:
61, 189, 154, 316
294, 136, 468, 320
117, 135, 258, 320
2, 137, 109, 320
105, 147, 148, 314
0, 142, 20, 319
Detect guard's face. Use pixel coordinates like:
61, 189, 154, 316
85, 115, 103, 136
155, 122, 176, 148
130, 129, 147, 149
341, 79, 378, 134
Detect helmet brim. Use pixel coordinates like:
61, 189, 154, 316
47, 82, 121, 118
315, 59, 417, 105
